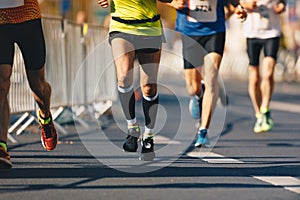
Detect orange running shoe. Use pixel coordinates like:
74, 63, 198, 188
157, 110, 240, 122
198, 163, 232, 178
38, 110, 58, 151
0, 146, 12, 169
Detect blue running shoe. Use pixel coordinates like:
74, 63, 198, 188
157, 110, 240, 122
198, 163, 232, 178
189, 82, 205, 119
194, 129, 209, 148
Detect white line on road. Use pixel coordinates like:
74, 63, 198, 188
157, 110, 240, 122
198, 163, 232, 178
253, 176, 300, 194
186, 151, 244, 164
186, 150, 300, 194
157, 135, 300, 194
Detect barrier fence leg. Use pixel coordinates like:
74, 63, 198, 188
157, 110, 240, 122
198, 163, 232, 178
73, 115, 90, 129
7, 112, 31, 143
93, 100, 113, 118
51, 106, 91, 132
66, 106, 90, 129
8, 112, 30, 134
16, 115, 35, 136
52, 106, 65, 120
53, 121, 68, 136
7, 133, 18, 144
73, 105, 86, 116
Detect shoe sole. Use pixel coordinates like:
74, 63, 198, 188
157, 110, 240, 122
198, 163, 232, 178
194, 143, 211, 148
254, 128, 264, 133
122, 148, 138, 153
254, 124, 273, 133
194, 140, 211, 148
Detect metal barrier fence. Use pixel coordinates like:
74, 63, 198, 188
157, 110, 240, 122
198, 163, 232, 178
8, 16, 116, 143
9, 46, 35, 114
42, 17, 68, 108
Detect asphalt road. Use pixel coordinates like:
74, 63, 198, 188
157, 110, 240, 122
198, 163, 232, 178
1, 78, 299, 200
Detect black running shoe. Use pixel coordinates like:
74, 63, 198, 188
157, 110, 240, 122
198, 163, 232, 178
123, 125, 140, 152
140, 138, 155, 161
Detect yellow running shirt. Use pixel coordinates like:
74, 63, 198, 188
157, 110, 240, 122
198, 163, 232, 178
110, 0, 163, 36
0, 0, 41, 24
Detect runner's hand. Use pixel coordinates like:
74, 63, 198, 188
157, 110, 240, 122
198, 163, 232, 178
235, 5, 247, 22
273, 2, 285, 14
97, 0, 109, 8
167, 0, 186, 10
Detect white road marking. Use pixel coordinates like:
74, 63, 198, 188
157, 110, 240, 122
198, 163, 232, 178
157, 134, 300, 194
253, 176, 300, 194
187, 150, 300, 194
187, 151, 244, 164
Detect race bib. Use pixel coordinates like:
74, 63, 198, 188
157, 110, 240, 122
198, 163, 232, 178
0, 0, 24, 8
187, 0, 217, 22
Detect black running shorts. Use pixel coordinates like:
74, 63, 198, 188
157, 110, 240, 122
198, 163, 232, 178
0, 18, 46, 70
246, 37, 280, 66
109, 31, 162, 54
182, 32, 226, 69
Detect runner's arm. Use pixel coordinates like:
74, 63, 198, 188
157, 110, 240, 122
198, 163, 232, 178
224, 2, 236, 20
